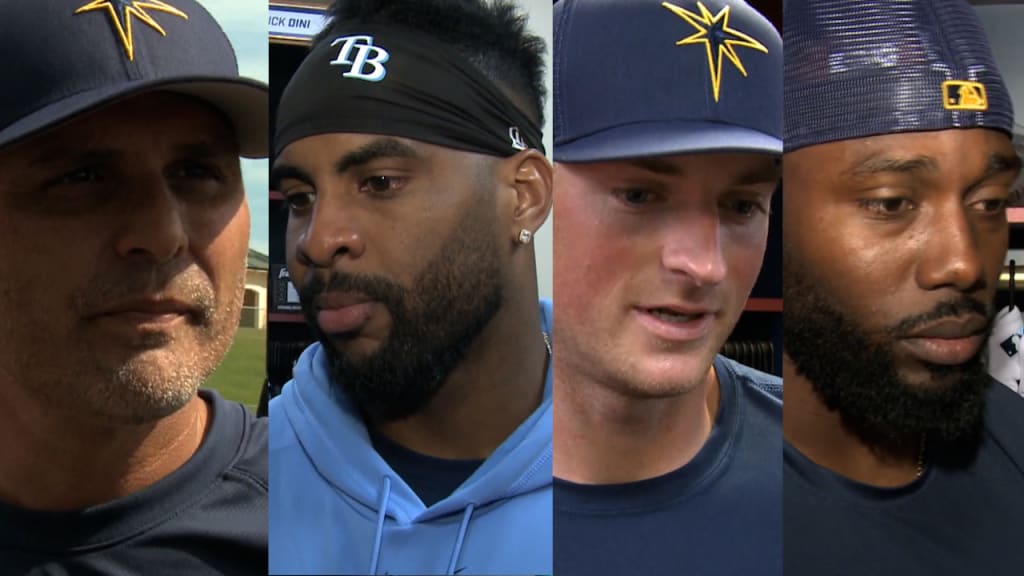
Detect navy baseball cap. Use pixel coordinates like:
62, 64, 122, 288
785, 0, 1013, 152
0, 0, 268, 158
553, 0, 782, 162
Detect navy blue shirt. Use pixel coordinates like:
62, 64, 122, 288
0, 390, 268, 575
554, 356, 783, 576
370, 429, 484, 507
785, 382, 1024, 575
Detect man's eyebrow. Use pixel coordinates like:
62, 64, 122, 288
981, 152, 1023, 180
171, 141, 239, 159
334, 137, 420, 174
733, 159, 781, 186
28, 148, 119, 168
843, 154, 939, 179
269, 138, 421, 190
622, 156, 780, 183
269, 164, 313, 190
624, 157, 683, 176
26, 141, 236, 170
842, 151, 1022, 185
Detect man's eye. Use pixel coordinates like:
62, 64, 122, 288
613, 188, 653, 206
972, 197, 1008, 215
172, 163, 221, 181
359, 176, 405, 195
57, 167, 102, 185
727, 199, 765, 218
285, 191, 315, 211
859, 197, 915, 215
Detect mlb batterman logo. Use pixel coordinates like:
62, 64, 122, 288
943, 80, 988, 111
329, 35, 390, 82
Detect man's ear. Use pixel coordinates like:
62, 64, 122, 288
497, 149, 552, 244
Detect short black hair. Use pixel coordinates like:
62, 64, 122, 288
315, 0, 547, 126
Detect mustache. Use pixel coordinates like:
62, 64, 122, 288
887, 298, 992, 338
74, 266, 216, 322
298, 271, 406, 313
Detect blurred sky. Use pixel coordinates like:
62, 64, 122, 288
200, 0, 270, 255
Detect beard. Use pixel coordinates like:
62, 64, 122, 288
64, 263, 233, 425
298, 200, 504, 423
783, 255, 992, 464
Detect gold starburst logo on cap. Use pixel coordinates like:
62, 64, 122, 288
663, 1, 767, 102
75, 0, 189, 61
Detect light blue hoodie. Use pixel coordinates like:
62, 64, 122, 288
269, 301, 553, 575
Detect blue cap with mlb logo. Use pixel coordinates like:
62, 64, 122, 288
784, 0, 1013, 152
0, 0, 267, 158
553, 0, 782, 162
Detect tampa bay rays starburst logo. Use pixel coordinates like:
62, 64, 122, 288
75, 0, 189, 61
662, 1, 767, 102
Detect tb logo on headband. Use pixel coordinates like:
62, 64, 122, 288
329, 35, 390, 82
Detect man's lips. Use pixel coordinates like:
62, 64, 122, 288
899, 315, 988, 366
633, 303, 717, 342
315, 292, 377, 335
642, 303, 715, 316
903, 315, 988, 339
91, 298, 198, 328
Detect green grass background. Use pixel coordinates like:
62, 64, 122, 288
205, 327, 265, 410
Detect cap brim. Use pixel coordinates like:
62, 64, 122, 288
0, 76, 268, 159
554, 120, 782, 162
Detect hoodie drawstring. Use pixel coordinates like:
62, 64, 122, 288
369, 476, 392, 574
446, 503, 476, 575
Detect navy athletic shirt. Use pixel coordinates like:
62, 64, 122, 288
0, 389, 267, 575
785, 381, 1024, 575
370, 429, 485, 507
554, 356, 783, 576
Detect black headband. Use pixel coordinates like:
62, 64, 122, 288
275, 24, 545, 158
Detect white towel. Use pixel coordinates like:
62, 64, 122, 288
987, 306, 1023, 393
